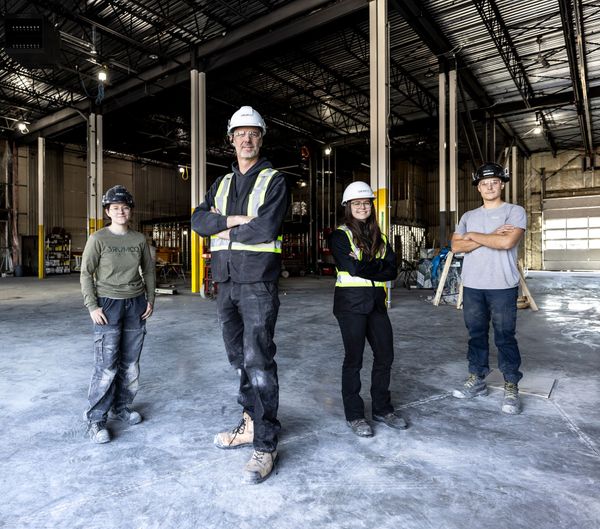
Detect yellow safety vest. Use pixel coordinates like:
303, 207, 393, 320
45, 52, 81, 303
210, 168, 283, 253
335, 225, 387, 287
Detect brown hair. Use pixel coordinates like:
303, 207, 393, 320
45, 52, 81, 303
343, 200, 384, 259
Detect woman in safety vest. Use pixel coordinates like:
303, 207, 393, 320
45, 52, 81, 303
330, 181, 408, 437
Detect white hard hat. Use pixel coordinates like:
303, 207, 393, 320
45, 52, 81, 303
227, 106, 266, 136
342, 181, 375, 205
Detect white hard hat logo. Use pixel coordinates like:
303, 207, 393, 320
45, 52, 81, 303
341, 181, 375, 205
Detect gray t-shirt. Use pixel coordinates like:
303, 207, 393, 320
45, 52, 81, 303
455, 202, 527, 290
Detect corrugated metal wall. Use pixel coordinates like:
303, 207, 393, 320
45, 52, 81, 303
21, 144, 192, 254
132, 163, 191, 223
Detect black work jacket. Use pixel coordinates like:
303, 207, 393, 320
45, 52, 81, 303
191, 158, 290, 283
330, 227, 398, 315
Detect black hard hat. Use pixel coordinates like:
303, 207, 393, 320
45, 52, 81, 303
472, 162, 509, 186
102, 185, 135, 208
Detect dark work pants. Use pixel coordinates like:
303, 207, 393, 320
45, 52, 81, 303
335, 310, 395, 421
463, 286, 523, 384
85, 295, 147, 423
217, 280, 281, 453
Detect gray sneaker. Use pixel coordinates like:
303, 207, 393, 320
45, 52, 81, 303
452, 374, 488, 399
108, 408, 143, 425
346, 418, 374, 437
88, 421, 111, 444
373, 411, 408, 430
501, 382, 522, 415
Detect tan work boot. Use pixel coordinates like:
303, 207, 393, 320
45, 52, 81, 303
214, 411, 254, 449
243, 450, 277, 484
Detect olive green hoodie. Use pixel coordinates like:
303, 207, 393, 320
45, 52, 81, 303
80, 227, 155, 312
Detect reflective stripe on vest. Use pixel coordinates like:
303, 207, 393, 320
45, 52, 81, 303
210, 168, 282, 253
336, 225, 387, 287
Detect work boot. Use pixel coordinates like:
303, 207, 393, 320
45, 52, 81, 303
214, 411, 254, 449
108, 407, 143, 425
501, 382, 522, 415
373, 411, 408, 430
243, 450, 277, 484
88, 421, 111, 444
452, 373, 488, 399
346, 418, 374, 437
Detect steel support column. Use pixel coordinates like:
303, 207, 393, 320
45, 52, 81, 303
95, 114, 104, 230
87, 113, 97, 236
449, 68, 458, 229
37, 137, 45, 279
438, 69, 447, 247
512, 145, 518, 204
369, 0, 389, 234
190, 66, 206, 294
504, 150, 510, 203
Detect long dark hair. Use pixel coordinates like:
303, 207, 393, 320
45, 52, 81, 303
343, 200, 384, 259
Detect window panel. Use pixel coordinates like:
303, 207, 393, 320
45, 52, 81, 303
567, 217, 588, 228
589, 217, 600, 228
545, 240, 566, 250
566, 240, 588, 250
545, 218, 566, 229
566, 229, 588, 239
545, 230, 566, 240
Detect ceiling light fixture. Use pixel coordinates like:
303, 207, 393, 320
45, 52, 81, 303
324, 146, 332, 156
97, 67, 107, 82
16, 121, 29, 134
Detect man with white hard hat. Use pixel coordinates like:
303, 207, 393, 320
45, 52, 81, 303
192, 106, 289, 484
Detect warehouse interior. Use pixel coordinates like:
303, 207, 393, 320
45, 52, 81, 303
0, 1, 599, 528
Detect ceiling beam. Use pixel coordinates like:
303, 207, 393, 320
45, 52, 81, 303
390, 0, 531, 157
472, 0, 557, 154
24, 0, 362, 139
558, 0, 594, 158
389, 0, 491, 108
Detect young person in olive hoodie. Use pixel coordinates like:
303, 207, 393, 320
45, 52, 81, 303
80, 185, 155, 444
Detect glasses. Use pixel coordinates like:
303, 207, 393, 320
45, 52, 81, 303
109, 205, 131, 213
478, 179, 502, 188
350, 200, 372, 209
233, 130, 261, 139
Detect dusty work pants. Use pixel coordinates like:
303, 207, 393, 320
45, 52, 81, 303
463, 286, 523, 384
85, 295, 147, 423
217, 280, 281, 453
335, 310, 395, 422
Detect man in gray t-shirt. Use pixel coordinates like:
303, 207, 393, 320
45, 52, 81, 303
450, 162, 527, 415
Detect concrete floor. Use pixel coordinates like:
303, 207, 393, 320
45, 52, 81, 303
0, 272, 598, 529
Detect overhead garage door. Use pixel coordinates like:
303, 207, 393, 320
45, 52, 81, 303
543, 196, 600, 271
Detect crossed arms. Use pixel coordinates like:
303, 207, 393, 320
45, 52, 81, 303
451, 224, 524, 254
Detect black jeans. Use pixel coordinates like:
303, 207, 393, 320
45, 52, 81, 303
85, 295, 147, 423
335, 310, 394, 421
217, 280, 281, 452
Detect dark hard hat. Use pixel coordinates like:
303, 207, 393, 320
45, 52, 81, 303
472, 162, 509, 186
102, 185, 135, 208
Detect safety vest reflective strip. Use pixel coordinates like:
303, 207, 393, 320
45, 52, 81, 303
211, 168, 282, 253
336, 225, 387, 287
